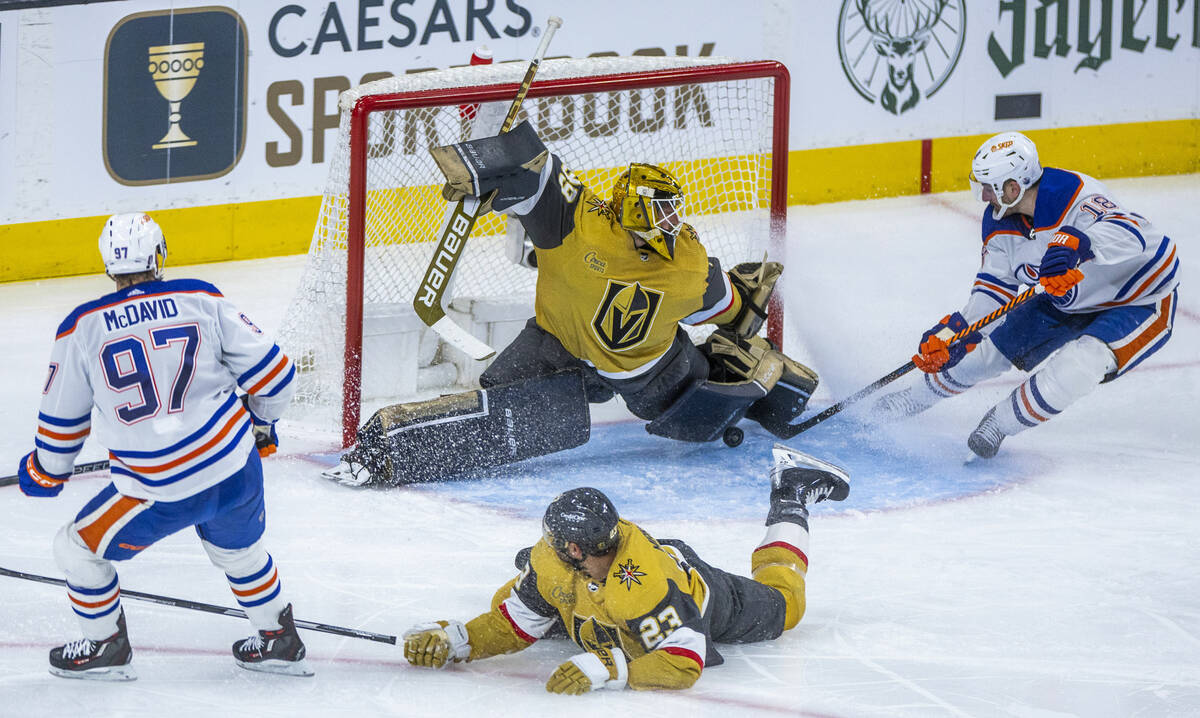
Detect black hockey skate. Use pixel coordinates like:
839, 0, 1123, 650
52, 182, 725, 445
767, 444, 850, 528
967, 409, 1006, 459
233, 604, 314, 677
49, 609, 135, 681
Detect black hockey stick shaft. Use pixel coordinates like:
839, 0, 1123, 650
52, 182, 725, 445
788, 285, 1043, 436
0, 459, 110, 488
0, 566, 397, 645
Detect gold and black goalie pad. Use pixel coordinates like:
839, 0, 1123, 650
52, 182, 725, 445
350, 370, 590, 485
645, 332, 782, 443
429, 120, 549, 213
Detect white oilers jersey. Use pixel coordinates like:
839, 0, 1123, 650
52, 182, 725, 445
965, 168, 1180, 321
35, 278, 295, 501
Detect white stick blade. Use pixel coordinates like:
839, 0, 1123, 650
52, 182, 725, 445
432, 316, 496, 361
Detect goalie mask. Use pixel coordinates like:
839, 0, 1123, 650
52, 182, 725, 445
969, 131, 1042, 220
542, 487, 620, 569
99, 212, 168, 280
611, 163, 685, 260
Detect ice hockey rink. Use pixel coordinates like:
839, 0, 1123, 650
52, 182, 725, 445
1, 175, 1197, 717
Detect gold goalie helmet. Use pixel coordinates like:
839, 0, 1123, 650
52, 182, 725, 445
611, 163, 686, 260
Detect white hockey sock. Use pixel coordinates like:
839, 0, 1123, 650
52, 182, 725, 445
53, 524, 123, 641
923, 340, 1013, 400
755, 521, 810, 575
202, 538, 288, 632
993, 336, 1117, 436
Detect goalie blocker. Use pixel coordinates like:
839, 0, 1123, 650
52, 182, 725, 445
325, 370, 589, 487
647, 330, 819, 444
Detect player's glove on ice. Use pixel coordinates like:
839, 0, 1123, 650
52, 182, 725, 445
240, 395, 280, 458
403, 620, 470, 669
17, 450, 67, 498
1038, 227, 1093, 297
913, 312, 980, 374
545, 647, 628, 695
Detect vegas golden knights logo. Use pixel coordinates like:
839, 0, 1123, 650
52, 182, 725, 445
572, 615, 620, 653
591, 280, 664, 351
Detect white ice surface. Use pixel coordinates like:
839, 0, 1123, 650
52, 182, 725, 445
1, 175, 1198, 717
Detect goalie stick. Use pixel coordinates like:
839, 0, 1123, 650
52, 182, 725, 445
0, 565, 397, 645
788, 285, 1044, 436
0, 459, 109, 488
412, 16, 563, 360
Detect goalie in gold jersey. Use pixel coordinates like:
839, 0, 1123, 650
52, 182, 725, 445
323, 122, 821, 488
435, 120, 818, 439
402, 445, 849, 693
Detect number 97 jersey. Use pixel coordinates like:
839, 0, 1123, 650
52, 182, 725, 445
36, 278, 295, 502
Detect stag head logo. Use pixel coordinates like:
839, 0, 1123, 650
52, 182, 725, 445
838, 0, 966, 115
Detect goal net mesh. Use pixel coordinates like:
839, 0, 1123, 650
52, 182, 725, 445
278, 56, 782, 434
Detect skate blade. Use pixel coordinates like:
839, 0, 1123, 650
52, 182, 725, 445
772, 443, 849, 479
49, 664, 137, 681
235, 657, 315, 677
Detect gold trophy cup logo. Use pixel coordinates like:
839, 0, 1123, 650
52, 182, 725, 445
148, 42, 204, 149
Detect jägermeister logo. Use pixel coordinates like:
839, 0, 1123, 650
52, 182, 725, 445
837, 0, 966, 115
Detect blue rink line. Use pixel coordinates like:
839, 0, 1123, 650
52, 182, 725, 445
409, 413, 1026, 522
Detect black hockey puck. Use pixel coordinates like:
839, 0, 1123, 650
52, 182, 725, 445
722, 426, 744, 447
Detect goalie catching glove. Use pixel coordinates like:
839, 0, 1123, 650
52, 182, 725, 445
429, 120, 549, 214
403, 620, 471, 669
546, 647, 628, 695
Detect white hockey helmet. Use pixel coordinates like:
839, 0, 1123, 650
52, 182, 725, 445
99, 212, 167, 279
969, 131, 1043, 219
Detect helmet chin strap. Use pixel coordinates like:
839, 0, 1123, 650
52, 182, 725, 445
990, 182, 1030, 220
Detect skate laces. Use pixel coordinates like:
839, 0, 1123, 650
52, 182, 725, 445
876, 388, 924, 417
801, 482, 834, 505
61, 638, 97, 659
238, 634, 266, 653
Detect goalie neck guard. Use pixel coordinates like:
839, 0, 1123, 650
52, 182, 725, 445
542, 487, 621, 567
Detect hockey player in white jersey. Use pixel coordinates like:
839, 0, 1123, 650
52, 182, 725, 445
16, 213, 310, 680
874, 132, 1179, 458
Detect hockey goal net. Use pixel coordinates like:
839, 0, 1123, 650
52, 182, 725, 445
279, 56, 790, 445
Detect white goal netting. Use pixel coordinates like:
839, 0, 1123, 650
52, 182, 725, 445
278, 56, 785, 437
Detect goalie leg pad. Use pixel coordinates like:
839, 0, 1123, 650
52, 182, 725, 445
429, 120, 549, 212
746, 355, 819, 439
351, 369, 590, 485
646, 378, 768, 443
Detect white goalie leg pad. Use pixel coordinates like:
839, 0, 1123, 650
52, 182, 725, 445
994, 336, 1116, 436
202, 537, 288, 631
53, 523, 123, 640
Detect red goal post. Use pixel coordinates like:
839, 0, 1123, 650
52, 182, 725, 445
281, 58, 791, 446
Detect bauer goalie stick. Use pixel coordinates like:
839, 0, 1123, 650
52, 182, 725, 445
788, 285, 1044, 436
412, 16, 563, 360
0, 459, 109, 488
0, 566, 397, 645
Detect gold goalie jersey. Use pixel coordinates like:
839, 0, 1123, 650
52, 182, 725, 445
512, 156, 737, 377
463, 519, 714, 691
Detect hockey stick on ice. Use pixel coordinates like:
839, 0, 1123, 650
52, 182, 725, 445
0, 566, 397, 645
787, 285, 1044, 436
0, 459, 110, 488
412, 16, 563, 360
